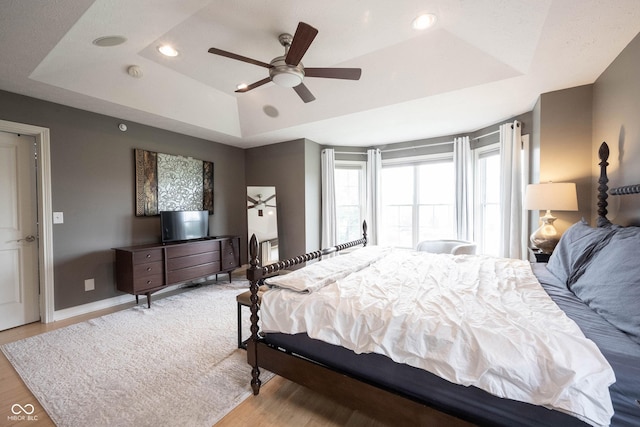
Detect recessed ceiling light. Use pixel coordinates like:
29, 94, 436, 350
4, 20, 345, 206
158, 45, 179, 57
412, 13, 437, 30
92, 35, 127, 47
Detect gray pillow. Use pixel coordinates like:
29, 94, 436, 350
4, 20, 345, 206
546, 220, 614, 284
568, 226, 640, 344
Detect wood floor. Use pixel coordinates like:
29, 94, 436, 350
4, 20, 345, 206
0, 297, 389, 427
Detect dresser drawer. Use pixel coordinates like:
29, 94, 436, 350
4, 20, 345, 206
133, 261, 163, 278
132, 249, 163, 264
166, 240, 220, 258
222, 251, 239, 269
221, 238, 240, 269
167, 252, 219, 271
133, 273, 165, 292
167, 262, 220, 284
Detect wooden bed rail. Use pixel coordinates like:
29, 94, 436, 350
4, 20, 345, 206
609, 184, 640, 195
246, 220, 368, 394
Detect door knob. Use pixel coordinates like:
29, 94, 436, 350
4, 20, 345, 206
17, 235, 36, 243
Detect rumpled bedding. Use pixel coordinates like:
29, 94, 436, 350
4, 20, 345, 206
262, 248, 616, 427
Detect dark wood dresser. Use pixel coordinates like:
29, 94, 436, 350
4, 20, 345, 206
113, 236, 240, 307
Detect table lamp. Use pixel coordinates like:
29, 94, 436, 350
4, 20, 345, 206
524, 182, 578, 254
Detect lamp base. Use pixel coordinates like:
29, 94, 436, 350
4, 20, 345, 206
530, 210, 559, 254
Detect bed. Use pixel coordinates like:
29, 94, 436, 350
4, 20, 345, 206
244, 142, 640, 426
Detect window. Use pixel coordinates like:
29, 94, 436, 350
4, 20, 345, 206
474, 145, 501, 256
335, 161, 366, 243
380, 156, 455, 248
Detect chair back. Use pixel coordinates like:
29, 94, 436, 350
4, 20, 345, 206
416, 240, 477, 255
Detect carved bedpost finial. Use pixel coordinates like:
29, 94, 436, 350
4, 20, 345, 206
597, 142, 611, 227
362, 220, 368, 246
249, 234, 259, 267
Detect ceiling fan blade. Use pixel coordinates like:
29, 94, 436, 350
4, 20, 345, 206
293, 83, 316, 103
285, 22, 318, 66
235, 77, 272, 93
248, 196, 259, 204
248, 204, 257, 209
263, 194, 276, 203
305, 68, 362, 80
208, 48, 273, 69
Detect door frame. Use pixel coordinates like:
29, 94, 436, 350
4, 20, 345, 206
0, 119, 54, 323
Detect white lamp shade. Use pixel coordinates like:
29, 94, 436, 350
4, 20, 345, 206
524, 183, 578, 211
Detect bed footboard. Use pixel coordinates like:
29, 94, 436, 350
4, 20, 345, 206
246, 221, 368, 395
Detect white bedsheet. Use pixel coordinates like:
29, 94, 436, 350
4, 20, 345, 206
262, 248, 615, 427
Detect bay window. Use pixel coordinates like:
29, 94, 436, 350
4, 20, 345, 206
380, 156, 455, 248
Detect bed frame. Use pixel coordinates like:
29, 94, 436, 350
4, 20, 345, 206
245, 141, 640, 426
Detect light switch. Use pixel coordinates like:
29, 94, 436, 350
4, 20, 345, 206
53, 212, 64, 224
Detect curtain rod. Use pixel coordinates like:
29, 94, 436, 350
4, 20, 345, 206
471, 129, 499, 141
381, 140, 453, 153
333, 139, 455, 155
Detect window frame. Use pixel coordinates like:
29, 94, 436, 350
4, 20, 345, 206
473, 143, 500, 255
381, 152, 455, 248
334, 159, 367, 243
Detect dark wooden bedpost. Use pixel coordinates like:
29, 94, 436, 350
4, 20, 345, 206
362, 220, 368, 246
246, 234, 263, 395
243, 227, 369, 396
597, 142, 611, 227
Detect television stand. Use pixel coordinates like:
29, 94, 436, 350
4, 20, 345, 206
113, 236, 240, 307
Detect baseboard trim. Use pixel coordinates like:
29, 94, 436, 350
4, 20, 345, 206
52, 284, 185, 322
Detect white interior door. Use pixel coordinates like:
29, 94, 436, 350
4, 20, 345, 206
0, 131, 40, 331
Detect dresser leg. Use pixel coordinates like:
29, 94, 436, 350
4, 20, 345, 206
146, 292, 151, 308
135, 295, 139, 305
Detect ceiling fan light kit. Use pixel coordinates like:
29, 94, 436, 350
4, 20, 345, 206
269, 56, 304, 88
208, 22, 361, 103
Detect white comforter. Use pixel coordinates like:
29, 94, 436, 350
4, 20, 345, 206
262, 247, 615, 427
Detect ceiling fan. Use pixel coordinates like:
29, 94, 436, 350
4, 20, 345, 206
248, 194, 276, 216
208, 22, 362, 103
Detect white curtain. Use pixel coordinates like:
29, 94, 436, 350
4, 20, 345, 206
453, 136, 472, 241
366, 149, 381, 245
321, 149, 337, 249
498, 121, 527, 259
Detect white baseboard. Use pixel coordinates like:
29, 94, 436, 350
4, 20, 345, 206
52, 284, 185, 322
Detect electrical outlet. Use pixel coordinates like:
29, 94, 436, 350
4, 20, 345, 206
53, 212, 64, 224
84, 278, 95, 291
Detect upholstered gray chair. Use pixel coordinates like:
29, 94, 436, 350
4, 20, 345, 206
416, 240, 477, 255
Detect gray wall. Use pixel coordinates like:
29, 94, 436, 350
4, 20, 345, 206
304, 140, 322, 252
0, 90, 246, 310
592, 32, 640, 226
245, 138, 323, 259
245, 139, 307, 260
535, 85, 593, 233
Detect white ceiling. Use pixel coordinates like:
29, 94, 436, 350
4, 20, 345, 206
1, 0, 639, 149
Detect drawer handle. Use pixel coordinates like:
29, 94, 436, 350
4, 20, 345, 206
146, 267, 152, 272
147, 280, 152, 285
146, 254, 152, 258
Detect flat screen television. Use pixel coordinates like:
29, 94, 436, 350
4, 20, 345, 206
160, 210, 209, 243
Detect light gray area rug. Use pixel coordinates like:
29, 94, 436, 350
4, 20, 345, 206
2, 280, 271, 427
